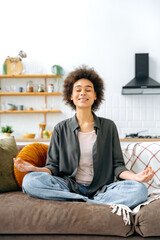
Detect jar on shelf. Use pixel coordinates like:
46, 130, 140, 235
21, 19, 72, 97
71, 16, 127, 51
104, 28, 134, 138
48, 83, 54, 92
38, 83, 45, 92
26, 81, 34, 92
39, 123, 46, 138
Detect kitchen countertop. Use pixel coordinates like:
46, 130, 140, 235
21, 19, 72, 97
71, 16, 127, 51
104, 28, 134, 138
15, 138, 160, 145
120, 138, 160, 142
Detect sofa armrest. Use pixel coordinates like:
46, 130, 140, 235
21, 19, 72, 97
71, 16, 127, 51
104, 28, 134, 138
135, 199, 160, 237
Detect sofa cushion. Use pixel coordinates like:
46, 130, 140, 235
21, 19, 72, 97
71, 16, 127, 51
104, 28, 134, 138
122, 142, 160, 198
135, 198, 160, 237
14, 143, 49, 188
0, 137, 19, 192
0, 191, 134, 236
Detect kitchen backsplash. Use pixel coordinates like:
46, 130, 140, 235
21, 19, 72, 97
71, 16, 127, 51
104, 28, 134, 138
103, 94, 160, 138
1, 81, 160, 139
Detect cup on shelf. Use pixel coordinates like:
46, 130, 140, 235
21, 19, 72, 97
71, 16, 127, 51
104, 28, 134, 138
18, 87, 23, 92
18, 105, 24, 110
48, 83, 54, 92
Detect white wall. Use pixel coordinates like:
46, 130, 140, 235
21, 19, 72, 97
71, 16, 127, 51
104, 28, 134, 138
0, 0, 160, 138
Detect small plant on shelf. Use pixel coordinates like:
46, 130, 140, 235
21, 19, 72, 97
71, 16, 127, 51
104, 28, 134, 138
1, 125, 14, 137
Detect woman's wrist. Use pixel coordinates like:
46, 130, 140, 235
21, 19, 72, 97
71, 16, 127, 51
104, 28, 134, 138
34, 166, 52, 175
119, 171, 137, 181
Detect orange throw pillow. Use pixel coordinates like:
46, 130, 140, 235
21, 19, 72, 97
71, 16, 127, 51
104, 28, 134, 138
14, 143, 49, 188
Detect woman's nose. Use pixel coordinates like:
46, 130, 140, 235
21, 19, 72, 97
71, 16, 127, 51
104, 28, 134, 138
80, 90, 86, 95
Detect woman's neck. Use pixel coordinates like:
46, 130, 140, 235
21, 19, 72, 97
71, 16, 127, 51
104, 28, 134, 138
76, 109, 94, 132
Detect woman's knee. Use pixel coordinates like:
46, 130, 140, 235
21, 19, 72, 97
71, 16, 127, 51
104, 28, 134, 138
22, 172, 49, 192
136, 181, 148, 198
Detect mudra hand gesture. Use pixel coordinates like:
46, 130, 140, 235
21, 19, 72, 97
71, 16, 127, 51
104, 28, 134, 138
14, 158, 35, 172
135, 167, 154, 183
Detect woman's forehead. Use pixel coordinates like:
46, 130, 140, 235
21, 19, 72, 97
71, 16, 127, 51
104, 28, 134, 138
73, 78, 93, 87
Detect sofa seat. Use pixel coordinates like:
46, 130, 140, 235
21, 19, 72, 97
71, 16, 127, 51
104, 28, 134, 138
0, 191, 134, 237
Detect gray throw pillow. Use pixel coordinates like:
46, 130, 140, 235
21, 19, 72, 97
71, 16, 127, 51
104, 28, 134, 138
0, 137, 20, 192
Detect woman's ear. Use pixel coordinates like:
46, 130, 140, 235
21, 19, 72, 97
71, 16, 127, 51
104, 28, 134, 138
70, 95, 73, 100
94, 93, 97, 100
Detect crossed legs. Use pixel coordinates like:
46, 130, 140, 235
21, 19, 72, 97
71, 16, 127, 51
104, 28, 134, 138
22, 172, 148, 209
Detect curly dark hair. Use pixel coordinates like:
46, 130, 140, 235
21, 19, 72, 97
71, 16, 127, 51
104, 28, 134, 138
63, 66, 104, 111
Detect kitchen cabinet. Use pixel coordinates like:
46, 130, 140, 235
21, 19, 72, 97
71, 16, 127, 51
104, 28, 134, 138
0, 74, 62, 141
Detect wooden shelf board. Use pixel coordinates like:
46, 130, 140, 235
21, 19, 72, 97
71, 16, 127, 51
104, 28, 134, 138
0, 74, 61, 78
0, 92, 61, 96
16, 138, 50, 142
120, 138, 160, 142
16, 138, 160, 143
0, 110, 61, 113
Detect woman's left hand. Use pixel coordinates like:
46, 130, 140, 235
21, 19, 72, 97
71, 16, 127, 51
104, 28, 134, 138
135, 167, 154, 182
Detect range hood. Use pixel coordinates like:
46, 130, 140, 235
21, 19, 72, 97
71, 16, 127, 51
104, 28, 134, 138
122, 53, 160, 95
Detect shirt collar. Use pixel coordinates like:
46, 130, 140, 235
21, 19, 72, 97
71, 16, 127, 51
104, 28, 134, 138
93, 112, 100, 130
70, 112, 100, 132
71, 114, 80, 131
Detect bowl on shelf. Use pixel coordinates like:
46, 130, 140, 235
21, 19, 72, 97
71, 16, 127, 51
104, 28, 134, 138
22, 133, 36, 139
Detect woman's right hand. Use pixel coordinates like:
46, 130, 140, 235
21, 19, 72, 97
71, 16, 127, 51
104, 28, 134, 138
14, 158, 36, 172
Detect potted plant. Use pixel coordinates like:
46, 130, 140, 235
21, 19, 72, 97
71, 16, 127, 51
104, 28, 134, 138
1, 125, 14, 137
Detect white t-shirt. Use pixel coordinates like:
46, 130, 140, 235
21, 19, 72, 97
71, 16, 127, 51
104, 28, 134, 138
76, 130, 97, 184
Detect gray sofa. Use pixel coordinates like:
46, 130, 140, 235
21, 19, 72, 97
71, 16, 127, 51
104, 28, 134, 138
0, 141, 160, 239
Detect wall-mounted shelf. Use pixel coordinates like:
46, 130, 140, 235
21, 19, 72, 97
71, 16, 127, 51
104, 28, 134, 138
0, 110, 61, 113
16, 138, 50, 142
0, 74, 61, 79
0, 92, 61, 96
0, 74, 62, 127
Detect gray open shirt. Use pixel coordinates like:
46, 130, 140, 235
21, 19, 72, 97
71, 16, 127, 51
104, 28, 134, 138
46, 113, 128, 198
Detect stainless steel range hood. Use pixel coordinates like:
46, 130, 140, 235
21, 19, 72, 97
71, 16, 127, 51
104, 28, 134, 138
122, 53, 160, 95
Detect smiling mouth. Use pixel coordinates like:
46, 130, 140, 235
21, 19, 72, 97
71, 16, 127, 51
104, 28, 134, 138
78, 98, 88, 101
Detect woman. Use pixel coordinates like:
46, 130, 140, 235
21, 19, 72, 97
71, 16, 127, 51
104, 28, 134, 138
14, 66, 154, 209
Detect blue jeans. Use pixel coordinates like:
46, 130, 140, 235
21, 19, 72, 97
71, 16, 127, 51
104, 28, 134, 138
22, 172, 148, 209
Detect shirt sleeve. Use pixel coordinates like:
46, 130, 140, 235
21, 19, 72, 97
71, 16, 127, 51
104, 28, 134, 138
112, 123, 128, 179
45, 127, 60, 175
